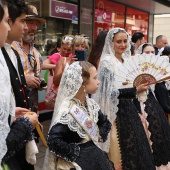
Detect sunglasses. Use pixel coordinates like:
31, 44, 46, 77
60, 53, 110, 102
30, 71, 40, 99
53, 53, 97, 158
63, 36, 74, 41
28, 54, 37, 73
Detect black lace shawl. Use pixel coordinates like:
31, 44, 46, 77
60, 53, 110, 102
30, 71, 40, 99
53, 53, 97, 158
116, 88, 170, 169
117, 88, 156, 170
145, 92, 170, 166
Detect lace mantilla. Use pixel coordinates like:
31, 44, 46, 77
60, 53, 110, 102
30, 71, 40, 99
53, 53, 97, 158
93, 58, 119, 153
0, 49, 15, 169
59, 97, 100, 139
93, 28, 131, 153
51, 62, 83, 127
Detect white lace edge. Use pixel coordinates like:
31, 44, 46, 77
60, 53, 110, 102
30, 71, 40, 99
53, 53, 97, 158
54, 97, 100, 139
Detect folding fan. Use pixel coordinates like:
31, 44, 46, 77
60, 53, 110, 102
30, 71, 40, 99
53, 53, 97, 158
114, 53, 170, 88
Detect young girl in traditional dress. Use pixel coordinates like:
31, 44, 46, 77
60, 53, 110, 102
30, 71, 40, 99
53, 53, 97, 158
43, 61, 114, 170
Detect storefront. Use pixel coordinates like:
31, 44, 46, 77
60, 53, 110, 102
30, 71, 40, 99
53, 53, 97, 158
79, 0, 170, 44
94, 0, 149, 41
28, 0, 170, 56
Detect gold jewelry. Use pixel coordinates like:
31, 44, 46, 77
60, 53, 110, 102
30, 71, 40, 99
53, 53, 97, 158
83, 86, 86, 94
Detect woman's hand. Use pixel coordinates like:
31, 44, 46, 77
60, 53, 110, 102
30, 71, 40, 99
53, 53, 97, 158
66, 56, 77, 65
24, 112, 38, 127
137, 82, 148, 93
15, 107, 30, 119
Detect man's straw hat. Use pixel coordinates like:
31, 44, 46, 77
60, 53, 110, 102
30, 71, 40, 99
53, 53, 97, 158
25, 5, 46, 26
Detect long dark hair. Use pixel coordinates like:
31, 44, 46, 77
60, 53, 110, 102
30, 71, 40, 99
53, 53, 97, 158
88, 31, 108, 69
0, 0, 7, 22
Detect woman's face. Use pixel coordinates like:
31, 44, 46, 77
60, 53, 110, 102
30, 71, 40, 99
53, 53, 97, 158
85, 66, 100, 94
74, 42, 86, 52
113, 32, 128, 56
0, 5, 10, 47
60, 43, 72, 57
142, 46, 154, 54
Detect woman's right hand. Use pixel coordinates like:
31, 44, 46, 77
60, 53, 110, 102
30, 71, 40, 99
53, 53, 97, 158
66, 56, 77, 65
137, 82, 148, 93
24, 112, 38, 127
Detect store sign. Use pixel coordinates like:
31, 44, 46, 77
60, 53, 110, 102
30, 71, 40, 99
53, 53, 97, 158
95, 9, 112, 23
50, 0, 78, 23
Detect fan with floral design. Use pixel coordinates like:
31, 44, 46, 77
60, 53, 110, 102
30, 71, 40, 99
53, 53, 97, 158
114, 53, 170, 88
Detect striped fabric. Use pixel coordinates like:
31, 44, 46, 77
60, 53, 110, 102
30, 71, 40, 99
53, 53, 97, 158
12, 41, 43, 76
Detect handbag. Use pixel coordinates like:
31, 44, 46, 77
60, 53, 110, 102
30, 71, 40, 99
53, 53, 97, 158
44, 58, 66, 109
44, 83, 58, 109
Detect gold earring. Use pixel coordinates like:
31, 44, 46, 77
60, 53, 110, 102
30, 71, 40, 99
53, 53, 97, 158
83, 86, 86, 94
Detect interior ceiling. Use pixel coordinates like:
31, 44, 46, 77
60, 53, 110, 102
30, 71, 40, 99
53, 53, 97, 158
110, 0, 170, 14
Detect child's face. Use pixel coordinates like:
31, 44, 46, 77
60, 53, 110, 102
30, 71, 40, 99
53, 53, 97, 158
85, 66, 100, 94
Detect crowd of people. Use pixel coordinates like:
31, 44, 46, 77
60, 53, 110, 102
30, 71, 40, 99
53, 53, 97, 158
0, 0, 170, 170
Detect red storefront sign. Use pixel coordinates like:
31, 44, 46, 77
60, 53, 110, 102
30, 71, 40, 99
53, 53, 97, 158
95, 9, 112, 23
50, 0, 78, 22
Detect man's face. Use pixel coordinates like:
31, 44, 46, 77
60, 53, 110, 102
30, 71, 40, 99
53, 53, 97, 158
159, 37, 168, 48
8, 13, 27, 42
23, 20, 39, 43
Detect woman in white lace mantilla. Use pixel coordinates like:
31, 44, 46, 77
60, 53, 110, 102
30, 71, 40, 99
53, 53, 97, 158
92, 28, 168, 170
43, 61, 113, 170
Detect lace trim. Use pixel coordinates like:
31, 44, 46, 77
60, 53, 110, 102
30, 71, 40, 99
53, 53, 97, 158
2, 116, 34, 163
145, 94, 170, 166
99, 118, 112, 143
48, 137, 80, 162
16, 116, 34, 141
59, 97, 99, 139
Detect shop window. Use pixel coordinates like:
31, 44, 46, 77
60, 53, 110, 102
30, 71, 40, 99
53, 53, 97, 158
126, 7, 149, 41
94, 0, 125, 39
94, 0, 149, 42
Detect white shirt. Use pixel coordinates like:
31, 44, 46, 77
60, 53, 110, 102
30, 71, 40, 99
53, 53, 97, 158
4, 43, 21, 82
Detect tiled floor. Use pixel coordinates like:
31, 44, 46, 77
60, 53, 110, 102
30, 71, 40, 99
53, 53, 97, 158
35, 120, 51, 170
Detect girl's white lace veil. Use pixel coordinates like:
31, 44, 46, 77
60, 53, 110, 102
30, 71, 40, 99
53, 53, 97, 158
93, 27, 131, 152
43, 62, 83, 170
50, 62, 83, 128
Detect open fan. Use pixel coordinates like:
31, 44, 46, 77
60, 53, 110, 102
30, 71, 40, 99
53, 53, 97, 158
114, 53, 170, 88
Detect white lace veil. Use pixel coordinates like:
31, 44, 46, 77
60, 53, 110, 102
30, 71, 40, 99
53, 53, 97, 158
50, 62, 83, 128
0, 49, 15, 168
43, 62, 83, 170
93, 27, 131, 152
